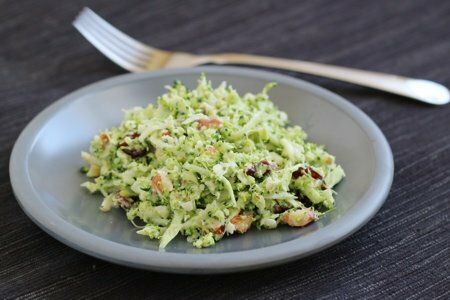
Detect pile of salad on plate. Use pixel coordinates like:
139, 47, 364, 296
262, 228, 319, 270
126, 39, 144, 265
81, 75, 345, 248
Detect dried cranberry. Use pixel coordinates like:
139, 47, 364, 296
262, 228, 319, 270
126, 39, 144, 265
122, 148, 147, 158
128, 132, 140, 139
261, 160, 270, 165
292, 167, 306, 179
246, 165, 256, 177
118, 142, 128, 148
292, 167, 322, 180
273, 204, 288, 214
308, 167, 322, 180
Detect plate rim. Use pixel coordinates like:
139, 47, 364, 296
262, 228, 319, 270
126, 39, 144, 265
9, 66, 394, 274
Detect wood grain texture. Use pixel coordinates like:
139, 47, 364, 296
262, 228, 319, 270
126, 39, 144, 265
1, 0, 449, 299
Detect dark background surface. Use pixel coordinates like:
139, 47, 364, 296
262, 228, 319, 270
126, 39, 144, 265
1, 0, 449, 299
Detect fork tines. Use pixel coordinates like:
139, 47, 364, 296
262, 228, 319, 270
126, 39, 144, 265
73, 7, 155, 72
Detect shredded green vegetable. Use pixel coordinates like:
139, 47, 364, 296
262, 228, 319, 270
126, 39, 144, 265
81, 75, 345, 248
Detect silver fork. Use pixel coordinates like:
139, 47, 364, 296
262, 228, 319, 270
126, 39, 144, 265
73, 7, 449, 105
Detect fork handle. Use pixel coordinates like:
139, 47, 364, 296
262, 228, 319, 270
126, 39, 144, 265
207, 53, 449, 105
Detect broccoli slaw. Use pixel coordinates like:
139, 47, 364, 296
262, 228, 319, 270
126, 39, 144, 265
81, 75, 345, 248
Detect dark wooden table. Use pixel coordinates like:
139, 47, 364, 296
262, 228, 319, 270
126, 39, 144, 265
1, 0, 449, 298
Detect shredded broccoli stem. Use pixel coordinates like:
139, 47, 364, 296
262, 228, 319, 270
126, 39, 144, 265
81, 75, 345, 248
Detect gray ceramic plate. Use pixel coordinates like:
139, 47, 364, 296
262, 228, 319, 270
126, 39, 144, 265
10, 66, 393, 274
